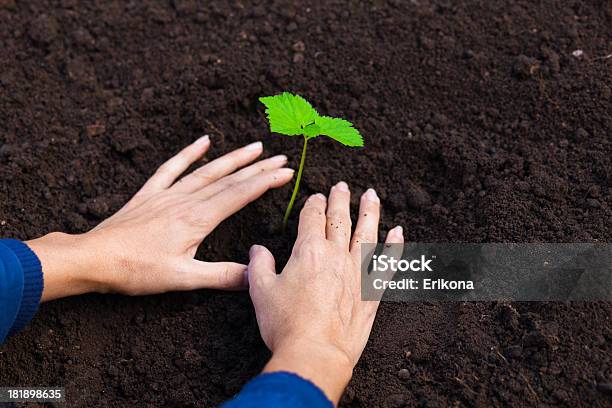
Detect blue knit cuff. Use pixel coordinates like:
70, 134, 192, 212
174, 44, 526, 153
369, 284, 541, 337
224, 371, 333, 407
0, 239, 43, 336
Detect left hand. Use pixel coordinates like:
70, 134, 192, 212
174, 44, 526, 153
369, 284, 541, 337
28, 136, 294, 301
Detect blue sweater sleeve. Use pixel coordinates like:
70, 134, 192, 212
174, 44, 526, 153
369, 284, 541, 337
0, 239, 44, 344
222, 372, 333, 408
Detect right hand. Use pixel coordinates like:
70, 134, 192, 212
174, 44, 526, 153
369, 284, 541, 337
247, 182, 404, 404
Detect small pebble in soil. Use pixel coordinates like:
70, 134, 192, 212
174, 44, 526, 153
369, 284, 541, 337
419, 36, 434, 50
571, 49, 584, 58
293, 53, 304, 63
286, 22, 298, 32
106, 97, 123, 111
87, 198, 109, 218
465, 49, 481, 60
261, 22, 274, 35
292, 41, 305, 52
86, 124, 106, 137
0, 144, 11, 160
513, 55, 541, 78
343, 388, 355, 403
141, 87, 155, 102
72, 27, 95, 48
183, 349, 202, 364
398, 368, 410, 379
552, 389, 569, 402
587, 185, 601, 198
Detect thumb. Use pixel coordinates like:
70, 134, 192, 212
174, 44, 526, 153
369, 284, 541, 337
186, 260, 248, 290
248, 245, 277, 287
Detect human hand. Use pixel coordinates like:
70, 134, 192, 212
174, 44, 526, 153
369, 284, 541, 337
28, 136, 294, 301
247, 182, 404, 404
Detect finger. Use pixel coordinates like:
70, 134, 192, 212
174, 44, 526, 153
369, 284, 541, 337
380, 225, 405, 281
385, 226, 404, 244
297, 193, 327, 239
196, 154, 288, 201
364, 225, 404, 307
248, 245, 277, 289
140, 135, 211, 193
355, 222, 403, 266
172, 141, 264, 193
350, 188, 381, 253
183, 260, 248, 290
326, 181, 352, 247
199, 168, 295, 232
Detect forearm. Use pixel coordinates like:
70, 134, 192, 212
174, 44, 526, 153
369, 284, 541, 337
263, 339, 354, 405
26, 232, 106, 302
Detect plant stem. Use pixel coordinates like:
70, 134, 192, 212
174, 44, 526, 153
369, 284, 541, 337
283, 136, 308, 228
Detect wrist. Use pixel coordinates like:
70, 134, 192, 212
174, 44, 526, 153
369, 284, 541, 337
264, 338, 354, 405
26, 232, 109, 301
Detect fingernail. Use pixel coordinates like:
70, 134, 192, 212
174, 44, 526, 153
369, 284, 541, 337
249, 245, 262, 257
245, 141, 263, 151
271, 154, 288, 162
311, 193, 326, 201
391, 226, 403, 238
335, 181, 349, 192
364, 188, 379, 203
278, 168, 295, 177
195, 135, 210, 145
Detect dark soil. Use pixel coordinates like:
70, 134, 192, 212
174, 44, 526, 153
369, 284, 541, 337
1, 0, 611, 406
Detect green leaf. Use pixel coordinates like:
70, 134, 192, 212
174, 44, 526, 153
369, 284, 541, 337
303, 123, 321, 138
315, 116, 364, 147
259, 92, 365, 147
259, 92, 319, 136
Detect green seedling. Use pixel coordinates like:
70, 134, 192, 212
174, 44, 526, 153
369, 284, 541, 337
259, 92, 364, 227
